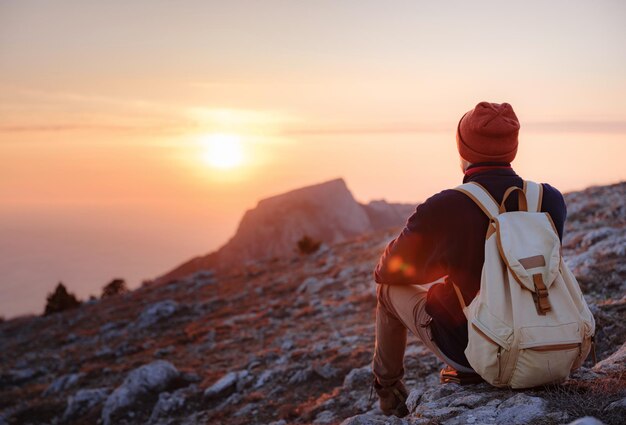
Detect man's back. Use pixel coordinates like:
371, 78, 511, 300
373, 164, 567, 366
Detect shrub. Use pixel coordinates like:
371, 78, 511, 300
101, 278, 128, 298
44, 282, 81, 315
297, 235, 321, 255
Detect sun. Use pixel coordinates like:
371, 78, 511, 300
200, 133, 244, 169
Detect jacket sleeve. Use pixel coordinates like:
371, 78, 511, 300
373, 194, 449, 285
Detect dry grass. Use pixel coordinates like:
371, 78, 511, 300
542, 372, 626, 425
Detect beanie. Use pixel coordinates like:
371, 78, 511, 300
456, 101, 520, 164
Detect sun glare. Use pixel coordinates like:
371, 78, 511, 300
201, 133, 244, 169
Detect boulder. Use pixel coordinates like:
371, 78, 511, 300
101, 360, 181, 425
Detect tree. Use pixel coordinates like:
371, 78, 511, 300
297, 235, 321, 255
101, 278, 128, 298
44, 282, 81, 315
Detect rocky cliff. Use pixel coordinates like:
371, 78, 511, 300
154, 178, 415, 284
0, 182, 624, 425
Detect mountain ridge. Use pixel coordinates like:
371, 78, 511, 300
154, 178, 415, 284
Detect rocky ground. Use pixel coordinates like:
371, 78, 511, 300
0, 182, 624, 425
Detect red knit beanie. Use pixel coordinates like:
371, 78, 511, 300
456, 101, 520, 163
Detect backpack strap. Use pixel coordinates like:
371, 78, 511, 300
523, 180, 543, 213
454, 182, 500, 220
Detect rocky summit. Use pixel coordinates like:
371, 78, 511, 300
0, 181, 625, 425
154, 178, 414, 284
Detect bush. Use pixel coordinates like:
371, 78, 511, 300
297, 235, 321, 255
44, 282, 81, 315
101, 278, 128, 298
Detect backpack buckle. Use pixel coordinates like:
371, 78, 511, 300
532, 273, 552, 315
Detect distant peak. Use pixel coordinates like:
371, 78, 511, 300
257, 177, 348, 206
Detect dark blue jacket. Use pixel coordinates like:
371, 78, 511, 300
373, 164, 567, 367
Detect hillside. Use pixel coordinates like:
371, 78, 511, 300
154, 178, 414, 284
0, 182, 625, 425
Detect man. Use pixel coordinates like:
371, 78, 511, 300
371, 101, 567, 417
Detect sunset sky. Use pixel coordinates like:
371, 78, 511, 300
1, 0, 625, 317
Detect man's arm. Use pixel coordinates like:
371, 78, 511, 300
373, 194, 449, 285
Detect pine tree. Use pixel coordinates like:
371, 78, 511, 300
101, 278, 128, 298
44, 282, 81, 315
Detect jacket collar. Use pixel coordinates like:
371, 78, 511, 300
463, 162, 517, 183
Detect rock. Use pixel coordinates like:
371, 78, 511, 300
405, 388, 421, 413
136, 300, 179, 328
0, 368, 42, 387
254, 370, 275, 389
340, 413, 409, 425
154, 345, 175, 357
298, 276, 335, 294
593, 341, 626, 374
62, 387, 109, 422
495, 393, 548, 424
235, 402, 260, 417
43, 372, 84, 396
443, 405, 498, 425
189, 270, 215, 285
567, 417, 606, 425
448, 393, 493, 409
280, 338, 294, 351
288, 367, 313, 385
204, 370, 248, 399
314, 363, 339, 380
313, 410, 337, 424
101, 360, 181, 425
343, 366, 372, 391
149, 385, 197, 423
604, 396, 626, 416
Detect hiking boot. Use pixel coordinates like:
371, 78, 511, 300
372, 379, 409, 417
439, 366, 485, 385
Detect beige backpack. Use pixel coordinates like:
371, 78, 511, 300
453, 180, 595, 389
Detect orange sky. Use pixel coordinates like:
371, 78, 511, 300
1, 1, 625, 317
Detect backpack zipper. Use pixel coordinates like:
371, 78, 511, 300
528, 343, 580, 352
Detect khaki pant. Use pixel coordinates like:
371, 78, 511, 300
372, 283, 474, 387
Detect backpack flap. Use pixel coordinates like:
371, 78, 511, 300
495, 212, 561, 314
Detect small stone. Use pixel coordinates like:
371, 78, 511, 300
254, 370, 275, 389
313, 410, 336, 424
43, 373, 84, 396
343, 366, 372, 391
314, 363, 338, 380
288, 367, 313, 385
567, 417, 606, 425
204, 370, 248, 399
136, 300, 179, 328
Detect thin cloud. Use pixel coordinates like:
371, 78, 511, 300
280, 120, 626, 137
